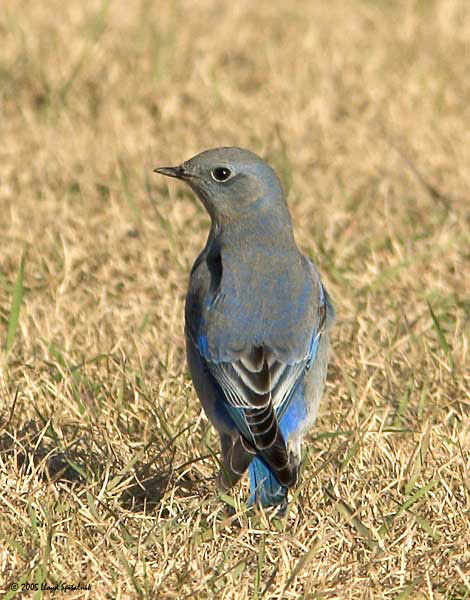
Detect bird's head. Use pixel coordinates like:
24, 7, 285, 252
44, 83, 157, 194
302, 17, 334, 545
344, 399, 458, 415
154, 147, 288, 226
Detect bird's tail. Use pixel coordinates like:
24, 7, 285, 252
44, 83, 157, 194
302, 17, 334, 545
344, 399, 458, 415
248, 457, 288, 508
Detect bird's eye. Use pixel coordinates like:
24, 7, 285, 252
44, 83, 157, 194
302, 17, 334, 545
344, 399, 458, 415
211, 167, 232, 182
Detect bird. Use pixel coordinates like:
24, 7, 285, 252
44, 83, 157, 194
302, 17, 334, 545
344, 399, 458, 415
154, 147, 334, 511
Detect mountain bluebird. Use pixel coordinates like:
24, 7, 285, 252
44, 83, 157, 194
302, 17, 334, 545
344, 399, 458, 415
154, 147, 334, 510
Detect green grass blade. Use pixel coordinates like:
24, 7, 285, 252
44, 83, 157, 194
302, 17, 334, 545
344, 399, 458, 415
378, 480, 438, 537
394, 578, 422, 599
5, 252, 26, 356
398, 480, 437, 514
427, 300, 455, 370
280, 535, 329, 597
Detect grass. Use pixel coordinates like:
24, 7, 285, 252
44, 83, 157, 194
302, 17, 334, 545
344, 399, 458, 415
1, 0, 469, 598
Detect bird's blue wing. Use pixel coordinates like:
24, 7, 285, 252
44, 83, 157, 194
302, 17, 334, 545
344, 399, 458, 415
191, 286, 328, 488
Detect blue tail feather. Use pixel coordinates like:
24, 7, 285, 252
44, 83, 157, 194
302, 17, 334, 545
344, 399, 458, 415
248, 457, 287, 507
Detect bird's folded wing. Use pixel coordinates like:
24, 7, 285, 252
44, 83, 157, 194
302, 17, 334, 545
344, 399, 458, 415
193, 301, 324, 486
199, 287, 328, 435
189, 274, 329, 485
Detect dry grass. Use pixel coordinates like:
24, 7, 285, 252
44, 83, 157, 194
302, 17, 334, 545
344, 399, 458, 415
1, 0, 469, 598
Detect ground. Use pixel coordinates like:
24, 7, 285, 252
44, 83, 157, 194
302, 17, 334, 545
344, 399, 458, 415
0, 0, 469, 598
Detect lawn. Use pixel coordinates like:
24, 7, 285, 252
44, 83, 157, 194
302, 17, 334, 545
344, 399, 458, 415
1, 1, 469, 598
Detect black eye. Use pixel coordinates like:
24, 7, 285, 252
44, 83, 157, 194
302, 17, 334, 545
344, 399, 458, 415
211, 167, 232, 182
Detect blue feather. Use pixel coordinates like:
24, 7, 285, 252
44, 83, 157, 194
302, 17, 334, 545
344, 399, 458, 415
248, 457, 287, 507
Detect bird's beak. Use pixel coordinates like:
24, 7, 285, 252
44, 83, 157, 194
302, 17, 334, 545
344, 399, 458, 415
153, 165, 187, 179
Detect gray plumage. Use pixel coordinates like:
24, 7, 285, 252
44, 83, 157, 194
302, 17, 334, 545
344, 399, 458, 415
155, 147, 334, 509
